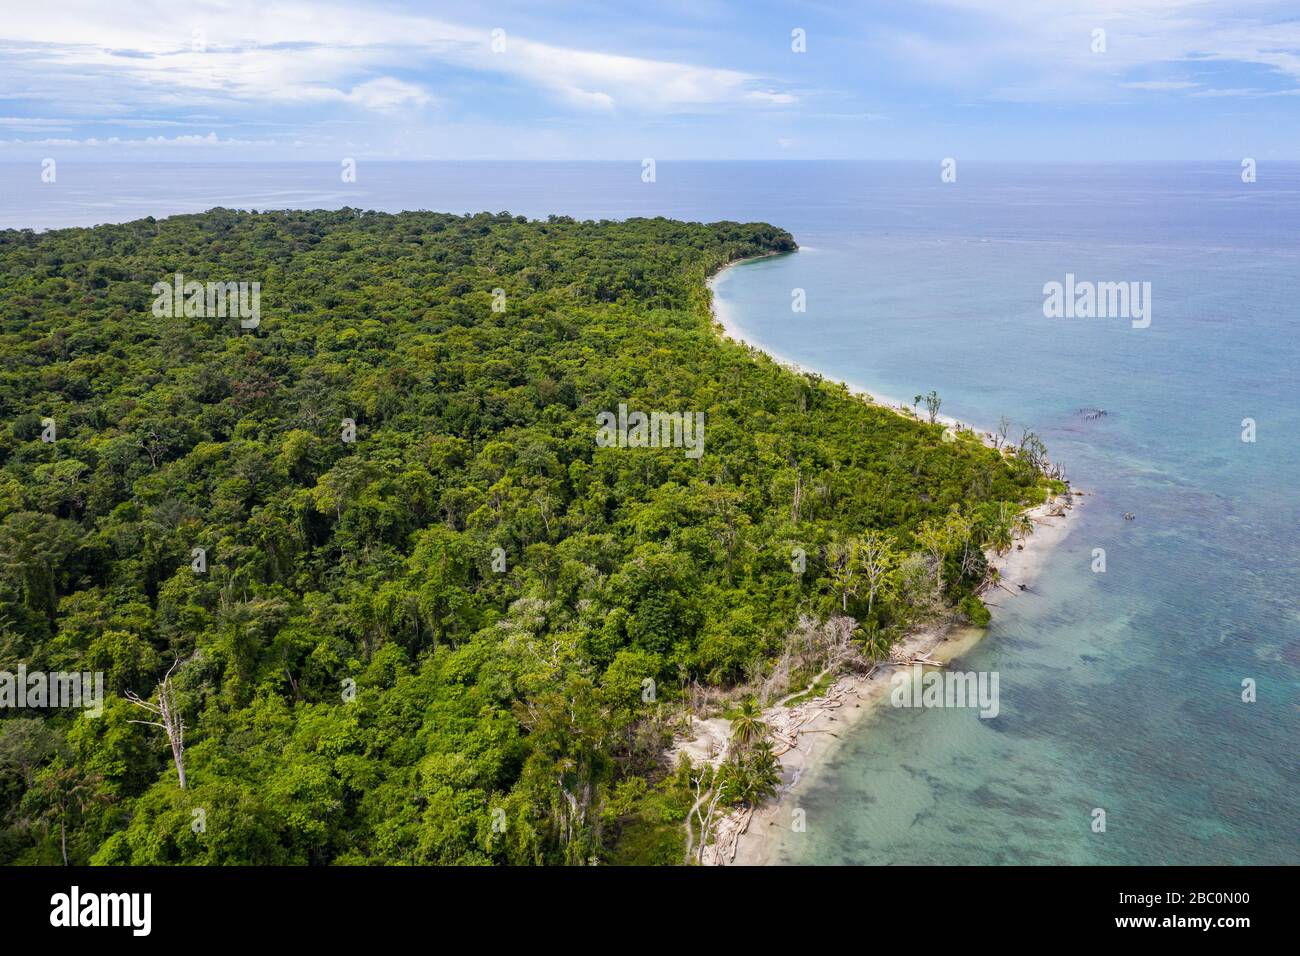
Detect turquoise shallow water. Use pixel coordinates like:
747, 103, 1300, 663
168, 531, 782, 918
3, 161, 1297, 864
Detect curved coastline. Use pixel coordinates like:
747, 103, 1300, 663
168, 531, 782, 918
690, 252, 1083, 866
709, 251, 987, 432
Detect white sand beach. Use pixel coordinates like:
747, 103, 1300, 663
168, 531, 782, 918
685, 255, 1084, 866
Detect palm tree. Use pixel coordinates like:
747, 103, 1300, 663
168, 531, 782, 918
728, 696, 767, 754
719, 742, 781, 808
860, 623, 892, 662
743, 743, 781, 806
24, 762, 106, 865
986, 503, 1014, 555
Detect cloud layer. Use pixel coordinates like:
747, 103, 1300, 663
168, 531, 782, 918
0, 0, 1296, 159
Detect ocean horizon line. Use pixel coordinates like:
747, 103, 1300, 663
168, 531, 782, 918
3, 158, 1299, 166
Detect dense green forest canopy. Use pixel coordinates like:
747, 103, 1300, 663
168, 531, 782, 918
0, 208, 1048, 864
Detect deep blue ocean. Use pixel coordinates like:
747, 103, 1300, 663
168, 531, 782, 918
2, 161, 1296, 864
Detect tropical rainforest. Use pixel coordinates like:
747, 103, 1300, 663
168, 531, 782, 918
0, 208, 1055, 864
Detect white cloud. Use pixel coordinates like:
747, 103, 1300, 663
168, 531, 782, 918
1190, 86, 1300, 97
1120, 80, 1200, 90
0, 131, 280, 148
747, 91, 799, 105
887, 0, 1300, 100
342, 78, 434, 112
1190, 87, 1265, 97
0, 1, 794, 116
0, 117, 72, 130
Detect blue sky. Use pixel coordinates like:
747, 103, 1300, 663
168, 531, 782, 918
1, 0, 1298, 160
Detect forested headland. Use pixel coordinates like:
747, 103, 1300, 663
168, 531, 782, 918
0, 209, 1056, 864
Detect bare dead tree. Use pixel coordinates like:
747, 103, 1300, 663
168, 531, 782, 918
923, 390, 942, 424
687, 772, 727, 865
822, 615, 858, 673
859, 531, 898, 621
828, 538, 860, 611
791, 468, 803, 525
127, 657, 188, 790
134, 430, 164, 469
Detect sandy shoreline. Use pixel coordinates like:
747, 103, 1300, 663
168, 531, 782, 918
709, 253, 975, 431
686, 252, 1083, 866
